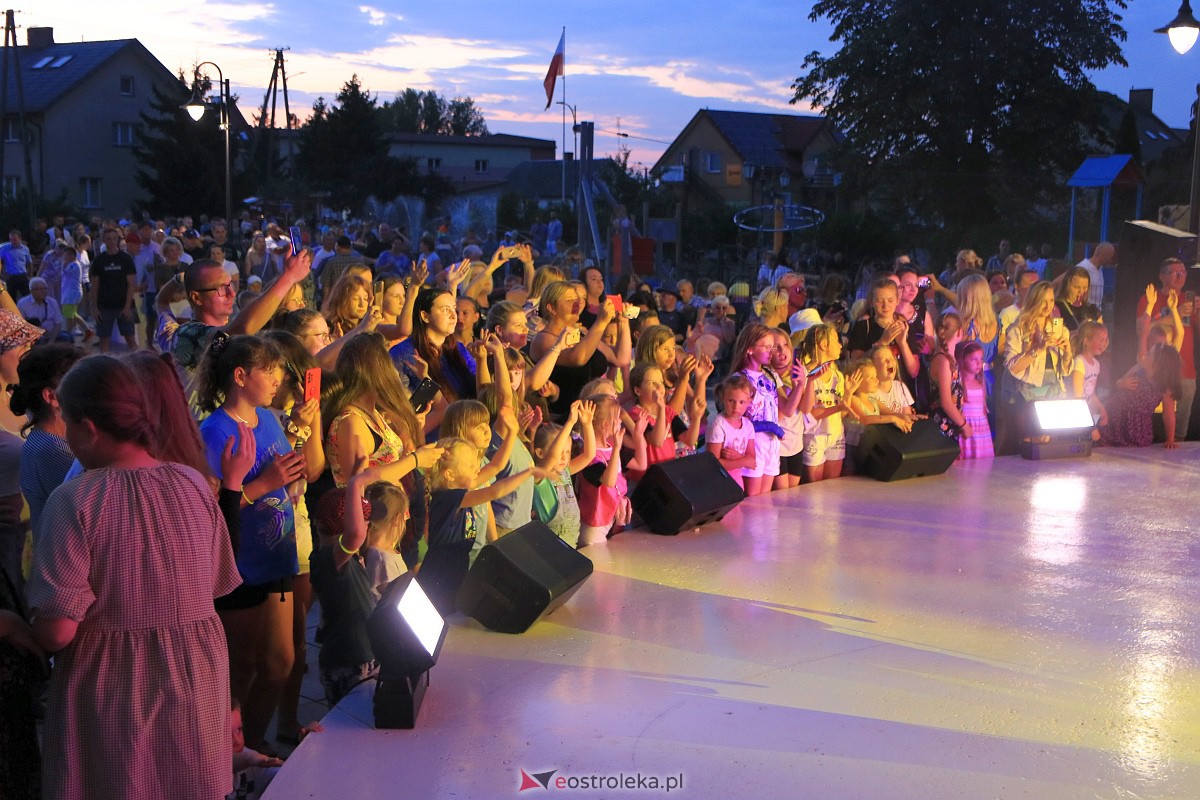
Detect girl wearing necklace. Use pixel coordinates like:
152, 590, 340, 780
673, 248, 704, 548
196, 333, 307, 756
324, 333, 444, 567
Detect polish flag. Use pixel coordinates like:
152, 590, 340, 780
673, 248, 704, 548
543, 31, 565, 110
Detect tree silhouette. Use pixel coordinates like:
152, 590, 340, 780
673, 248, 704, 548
792, 0, 1129, 246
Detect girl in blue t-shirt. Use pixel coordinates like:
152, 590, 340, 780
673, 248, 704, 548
196, 333, 307, 754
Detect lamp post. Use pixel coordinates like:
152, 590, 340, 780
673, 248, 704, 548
556, 100, 578, 206
184, 62, 232, 227
1158, 3, 1200, 257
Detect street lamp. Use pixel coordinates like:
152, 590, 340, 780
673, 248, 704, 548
556, 100, 578, 206
183, 62, 232, 228
1157, 0, 1200, 54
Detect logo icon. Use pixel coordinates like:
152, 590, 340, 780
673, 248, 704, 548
518, 768, 558, 791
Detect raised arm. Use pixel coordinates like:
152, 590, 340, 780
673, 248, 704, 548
229, 250, 313, 335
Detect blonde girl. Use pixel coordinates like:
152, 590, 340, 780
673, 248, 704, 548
531, 400, 596, 548
576, 395, 647, 546
634, 323, 698, 416
1070, 320, 1109, 431
797, 323, 856, 483
844, 358, 913, 471
767, 326, 807, 489
730, 323, 784, 495
868, 345, 918, 417
705, 374, 757, 490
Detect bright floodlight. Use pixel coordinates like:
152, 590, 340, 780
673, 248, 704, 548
367, 573, 448, 729
397, 575, 444, 657
1157, 0, 1200, 54
1032, 399, 1094, 431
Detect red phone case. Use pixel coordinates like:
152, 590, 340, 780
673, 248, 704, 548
304, 368, 321, 403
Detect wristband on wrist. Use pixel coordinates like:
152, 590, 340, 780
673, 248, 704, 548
337, 535, 358, 555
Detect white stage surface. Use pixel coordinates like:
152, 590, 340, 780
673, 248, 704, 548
264, 447, 1200, 799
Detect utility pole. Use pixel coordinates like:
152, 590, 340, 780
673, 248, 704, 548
0, 10, 36, 226
257, 48, 292, 180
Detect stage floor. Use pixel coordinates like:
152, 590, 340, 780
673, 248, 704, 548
264, 447, 1200, 799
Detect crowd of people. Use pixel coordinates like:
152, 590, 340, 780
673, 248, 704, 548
0, 214, 1192, 799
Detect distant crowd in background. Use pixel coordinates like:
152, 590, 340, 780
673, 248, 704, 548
0, 210, 1193, 799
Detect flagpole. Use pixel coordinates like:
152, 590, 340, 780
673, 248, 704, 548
560, 27, 567, 207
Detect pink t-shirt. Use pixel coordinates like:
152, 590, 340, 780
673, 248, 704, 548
625, 404, 678, 482
707, 414, 755, 488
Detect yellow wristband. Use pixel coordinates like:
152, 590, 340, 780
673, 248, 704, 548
337, 535, 358, 555
242, 489, 254, 505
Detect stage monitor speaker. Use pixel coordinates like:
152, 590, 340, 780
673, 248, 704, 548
630, 451, 744, 536
858, 418, 959, 482
456, 521, 592, 634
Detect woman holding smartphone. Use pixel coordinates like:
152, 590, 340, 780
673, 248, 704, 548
531, 281, 631, 422
998, 281, 1072, 450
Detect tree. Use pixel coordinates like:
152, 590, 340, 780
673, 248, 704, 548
382, 89, 489, 136
134, 77, 247, 217
296, 76, 460, 213
296, 75, 404, 209
791, 0, 1128, 247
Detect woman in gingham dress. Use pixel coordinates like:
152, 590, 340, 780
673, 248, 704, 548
24, 356, 242, 800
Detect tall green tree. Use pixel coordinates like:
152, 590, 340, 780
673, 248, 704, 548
791, 0, 1128, 246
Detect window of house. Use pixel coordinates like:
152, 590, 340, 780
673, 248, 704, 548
31, 56, 53, 70
81, 178, 102, 209
475, 159, 489, 173
2, 176, 17, 201
427, 158, 442, 172
120, 75, 135, 96
50, 55, 73, 68
113, 122, 139, 147
705, 152, 721, 173
2, 119, 18, 143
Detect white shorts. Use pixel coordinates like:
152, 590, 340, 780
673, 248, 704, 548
743, 430, 780, 478
802, 432, 846, 467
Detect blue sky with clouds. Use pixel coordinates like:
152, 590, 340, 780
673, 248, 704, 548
30, 1, 1200, 171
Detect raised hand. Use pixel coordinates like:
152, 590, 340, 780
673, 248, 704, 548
446, 259, 472, 293
356, 305, 382, 333
1144, 283, 1158, 312
483, 332, 505, 357
694, 353, 715, 380
576, 399, 596, 427
599, 296, 617, 323
466, 338, 487, 362
679, 354, 698, 377
791, 357, 808, 384
408, 352, 429, 380
283, 248, 314, 284
221, 419, 257, 489
410, 261, 430, 288
291, 397, 320, 431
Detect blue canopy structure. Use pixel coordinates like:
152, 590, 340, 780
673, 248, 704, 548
1067, 155, 1145, 255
